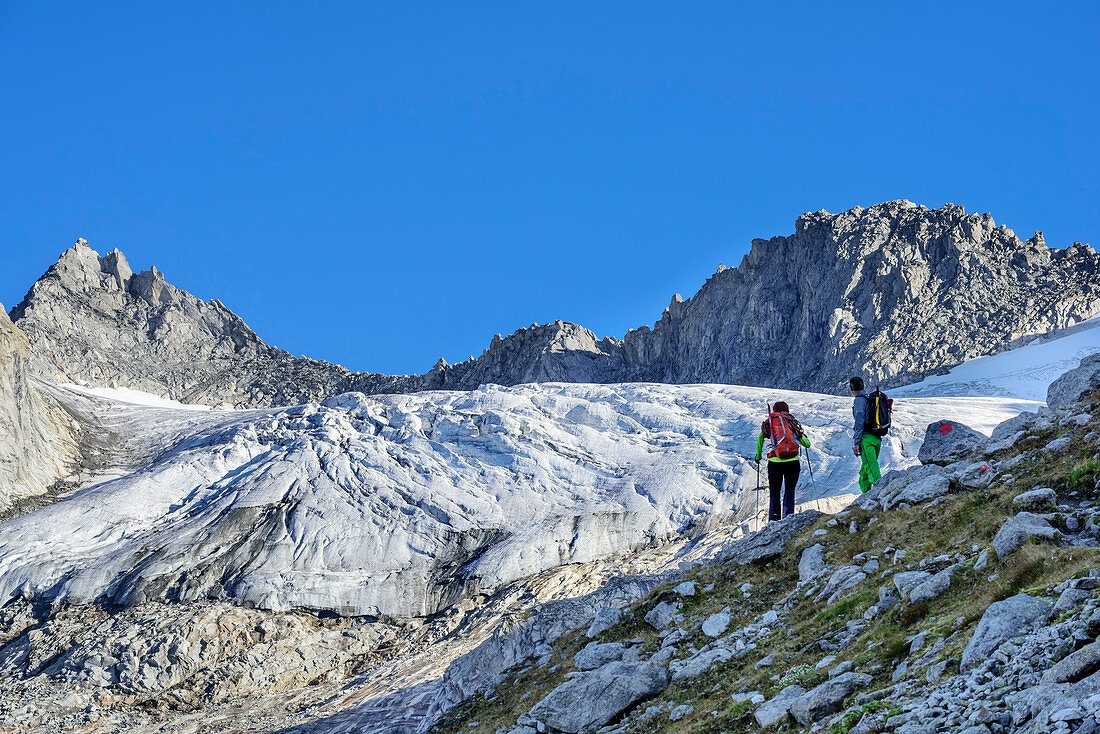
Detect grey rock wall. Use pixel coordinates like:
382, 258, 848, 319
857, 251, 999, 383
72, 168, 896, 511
12, 202, 1100, 408
0, 307, 79, 507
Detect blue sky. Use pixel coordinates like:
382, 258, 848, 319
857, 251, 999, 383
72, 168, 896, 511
2, 2, 1097, 374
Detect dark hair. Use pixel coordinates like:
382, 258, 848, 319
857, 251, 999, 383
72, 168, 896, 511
773, 401, 789, 413
850, 377, 864, 392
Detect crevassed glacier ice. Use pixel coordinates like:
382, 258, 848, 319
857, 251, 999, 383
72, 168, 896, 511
0, 381, 1030, 617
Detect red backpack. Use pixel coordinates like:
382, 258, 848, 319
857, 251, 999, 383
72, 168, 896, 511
765, 408, 803, 460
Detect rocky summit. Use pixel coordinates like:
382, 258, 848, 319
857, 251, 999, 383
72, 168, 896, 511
11, 202, 1100, 408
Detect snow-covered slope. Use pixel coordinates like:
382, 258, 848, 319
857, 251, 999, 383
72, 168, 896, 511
894, 316, 1100, 400
0, 381, 1029, 619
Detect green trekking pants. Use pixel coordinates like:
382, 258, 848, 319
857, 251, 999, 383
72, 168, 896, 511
859, 433, 882, 494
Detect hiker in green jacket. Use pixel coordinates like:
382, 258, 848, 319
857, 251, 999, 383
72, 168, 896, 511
851, 376, 882, 493
755, 401, 811, 521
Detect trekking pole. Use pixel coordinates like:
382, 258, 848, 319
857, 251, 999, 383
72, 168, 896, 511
805, 446, 815, 487
755, 457, 761, 531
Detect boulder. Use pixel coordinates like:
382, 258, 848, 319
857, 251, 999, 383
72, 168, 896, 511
993, 512, 1059, 559
573, 642, 626, 671
587, 607, 624, 638
788, 672, 873, 724
799, 544, 829, 582
1013, 487, 1058, 510
717, 511, 823, 565
701, 612, 731, 638
961, 593, 1055, 672
990, 410, 1039, 443
754, 684, 806, 728
644, 601, 680, 631
671, 647, 733, 681
527, 661, 670, 733
1042, 641, 1100, 685
918, 420, 985, 466
909, 564, 959, 604
673, 581, 696, 597
893, 571, 932, 601
816, 566, 865, 603
1048, 354, 1100, 410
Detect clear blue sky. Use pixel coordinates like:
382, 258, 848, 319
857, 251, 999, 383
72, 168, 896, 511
2, 2, 1097, 375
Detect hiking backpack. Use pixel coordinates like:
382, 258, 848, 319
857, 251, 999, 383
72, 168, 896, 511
864, 389, 893, 437
766, 409, 803, 460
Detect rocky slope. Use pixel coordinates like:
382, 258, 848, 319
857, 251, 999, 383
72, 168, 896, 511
12, 202, 1100, 408
0, 306, 79, 508
434, 362, 1100, 734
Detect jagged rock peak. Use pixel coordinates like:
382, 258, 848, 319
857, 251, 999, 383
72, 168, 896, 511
11, 240, 349, 407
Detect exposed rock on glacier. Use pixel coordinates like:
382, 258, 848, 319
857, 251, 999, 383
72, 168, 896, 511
0, 381, 1024, 619
0, 307, 79, 507
13, 202, 1100, 407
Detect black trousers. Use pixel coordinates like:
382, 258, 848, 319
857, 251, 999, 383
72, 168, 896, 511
767, 460, 800, 521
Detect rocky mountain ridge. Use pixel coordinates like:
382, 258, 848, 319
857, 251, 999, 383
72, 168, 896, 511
10, 201, 1100, 408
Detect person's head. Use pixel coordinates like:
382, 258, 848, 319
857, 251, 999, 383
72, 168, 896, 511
773, 400, 789, 413
849, 377, 864, 395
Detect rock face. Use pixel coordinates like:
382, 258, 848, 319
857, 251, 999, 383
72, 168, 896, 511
526, 661, 669, 733
0, 307, 79, 507
1048, 353, 1100, 409
14, 202, 1100, 408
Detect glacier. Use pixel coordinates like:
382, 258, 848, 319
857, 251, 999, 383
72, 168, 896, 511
0, 381, 1035, 619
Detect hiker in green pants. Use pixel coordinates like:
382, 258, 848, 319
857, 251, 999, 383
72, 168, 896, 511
850, 377, 881, 493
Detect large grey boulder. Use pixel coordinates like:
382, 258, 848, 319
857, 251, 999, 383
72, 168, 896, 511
909, 564, 959, 604
527, 661, 670, 733
586, 607, 624, 639
1041, 640, 1100, 684
993, 512, 1059, 559
671, 647, 733, 681
573, 642, 626, 671
858, 464, 951, 511
799, 544, 829, 582
1048, 353, 1100, 410
893, 571, 932, 601
918, 420, 986, 466
717, 511, 822, 565
789, 672, 873, 724
754, 684, 806, 728
644, 601, 681, 631
961, 593, 1055, 672
1013, 487, 1058, 510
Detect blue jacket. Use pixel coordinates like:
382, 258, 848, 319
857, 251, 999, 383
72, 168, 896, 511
852, 393, 869, 447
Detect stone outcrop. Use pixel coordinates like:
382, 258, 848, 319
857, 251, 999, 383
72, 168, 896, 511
13, 202, 1100, 407
526, 661, 670, 733
961, 593, 1055, 672
918, 420, 986, 465
993, 512, 1060, 559
0, 307, 79, 507
1048, 353, 1100, 409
